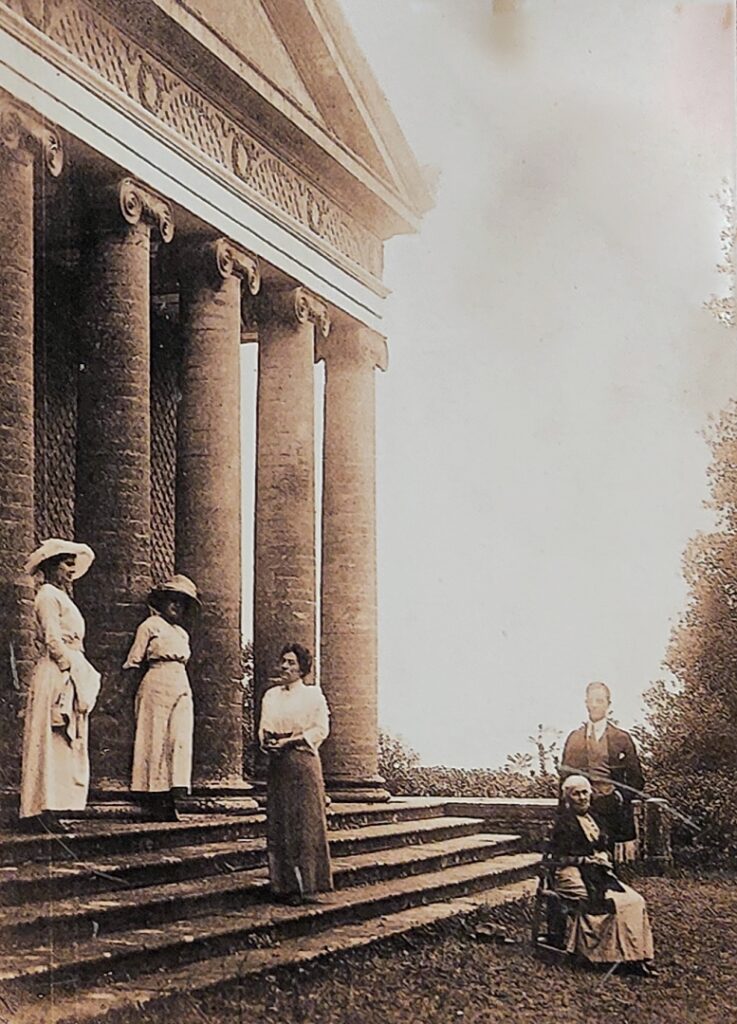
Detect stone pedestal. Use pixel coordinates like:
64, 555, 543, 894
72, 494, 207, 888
76, 178, 173, 792
177, 238, 259, 802
252, 287, 327, 729
0, 98, 63, 792
638, 798, 673, 875
317, 323, 389, 801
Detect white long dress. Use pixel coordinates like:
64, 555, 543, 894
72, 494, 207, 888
124, 614, 194, 793
20, 584, 100, 818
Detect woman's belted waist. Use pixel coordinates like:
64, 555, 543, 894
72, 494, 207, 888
147, 656, 188, 665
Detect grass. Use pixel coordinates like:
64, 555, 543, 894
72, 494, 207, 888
131, 875, 737, 1024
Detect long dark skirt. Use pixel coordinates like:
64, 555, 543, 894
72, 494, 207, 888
266, 747, 333, 897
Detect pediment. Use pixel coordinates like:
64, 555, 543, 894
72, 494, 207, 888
180, 0, 326, 124
176, 0, 431, 216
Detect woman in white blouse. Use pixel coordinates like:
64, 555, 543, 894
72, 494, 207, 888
20, 538, 100, 833
123, 574, 199, 821
259, 643, 333, 904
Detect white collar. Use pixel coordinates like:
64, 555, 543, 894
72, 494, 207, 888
279, 678, 305, 694
586, 718, 608, 742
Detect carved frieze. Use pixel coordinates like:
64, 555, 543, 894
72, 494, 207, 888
43, 0, 383, 278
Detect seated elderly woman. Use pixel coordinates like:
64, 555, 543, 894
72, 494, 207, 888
548, 774, 656, 976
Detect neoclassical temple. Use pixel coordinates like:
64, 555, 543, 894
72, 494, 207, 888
0, 0, 430, 812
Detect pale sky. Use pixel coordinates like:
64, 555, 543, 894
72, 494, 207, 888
241, 1, 737, 769
328, 0, 737, 768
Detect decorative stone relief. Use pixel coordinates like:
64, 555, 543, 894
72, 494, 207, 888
0, 94, 64, 174
119, 178, 175, 241
264, 285, 331, 338
0, 0, 43, 28
214, 237, 261, 295
44, 0, 383, 278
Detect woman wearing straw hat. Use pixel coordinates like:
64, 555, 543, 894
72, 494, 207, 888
20, 538, 100, 833
123, 574, 199, 821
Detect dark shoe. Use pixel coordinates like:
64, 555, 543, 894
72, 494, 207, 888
39, 811, 70, 834
145, 794, 180, 822
622, 961, 658, 978
273, 893, 303, 907
19, 815, 47, 834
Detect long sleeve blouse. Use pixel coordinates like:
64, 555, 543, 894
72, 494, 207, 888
35, 583, 86, 671
258, 680, 330, 753
123, 613, 191, 669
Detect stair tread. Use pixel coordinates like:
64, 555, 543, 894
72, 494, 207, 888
0, 832, 522, 928
0, 815, 488, 889
0, 799, 450, 852
0, 852, 540, 982
0, 813, 263, 844
9, 876, 539, 1024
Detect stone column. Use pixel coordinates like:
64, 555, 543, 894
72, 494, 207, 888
177, 238, 259, 801
0, 98, 62, 795
317, 322, 389, 801
75, 178, 173, 793
252, 287, 328, 729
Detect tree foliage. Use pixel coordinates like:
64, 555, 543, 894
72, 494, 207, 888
638, 404, 737, 860
704, 180, 735, 328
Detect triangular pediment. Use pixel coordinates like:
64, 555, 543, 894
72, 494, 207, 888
181, 0, 326, 124
177, 0, 431, 216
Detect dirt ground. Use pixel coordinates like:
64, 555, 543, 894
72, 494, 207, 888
138, 875, 737, 1024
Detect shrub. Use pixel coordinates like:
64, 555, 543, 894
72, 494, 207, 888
378, 729, 558, 800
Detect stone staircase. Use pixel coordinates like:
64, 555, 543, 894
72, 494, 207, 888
0, 799, 540, 1024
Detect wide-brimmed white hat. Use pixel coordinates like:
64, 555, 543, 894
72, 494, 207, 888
150, 574, 200, 606
24, 539, 95, 580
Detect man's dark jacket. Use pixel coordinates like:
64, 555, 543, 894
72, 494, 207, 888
560, 723, 645, 843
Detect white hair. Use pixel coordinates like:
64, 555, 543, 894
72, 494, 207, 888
561, 774, 592, 796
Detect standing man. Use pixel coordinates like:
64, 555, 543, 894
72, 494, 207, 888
560, 681, 644, 857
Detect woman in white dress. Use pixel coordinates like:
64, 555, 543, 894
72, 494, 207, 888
20, 538, 100, 833
259, 643, 333, 904
124, 574, 199, 821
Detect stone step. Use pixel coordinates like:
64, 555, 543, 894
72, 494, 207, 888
0, 814, 488, 905
1, 832, 524, 942
0, 852, 540, 992
0, 799, 451, 869
330, 798, 450, 829
8, 876, 539, 1024
0, 815, 265, 867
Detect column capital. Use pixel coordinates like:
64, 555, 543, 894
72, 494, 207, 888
118, 178, 174, 242
213, 237, 261, 294
180, 236, 260, 294
259, 285, 331, 337
0, 96, 63, 176
316, 321, 388, 371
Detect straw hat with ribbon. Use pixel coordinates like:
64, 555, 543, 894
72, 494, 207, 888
24, 539, 95, 580
149, 574, 201, 608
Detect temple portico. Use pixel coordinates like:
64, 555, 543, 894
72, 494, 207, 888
0, 0, 431, 812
